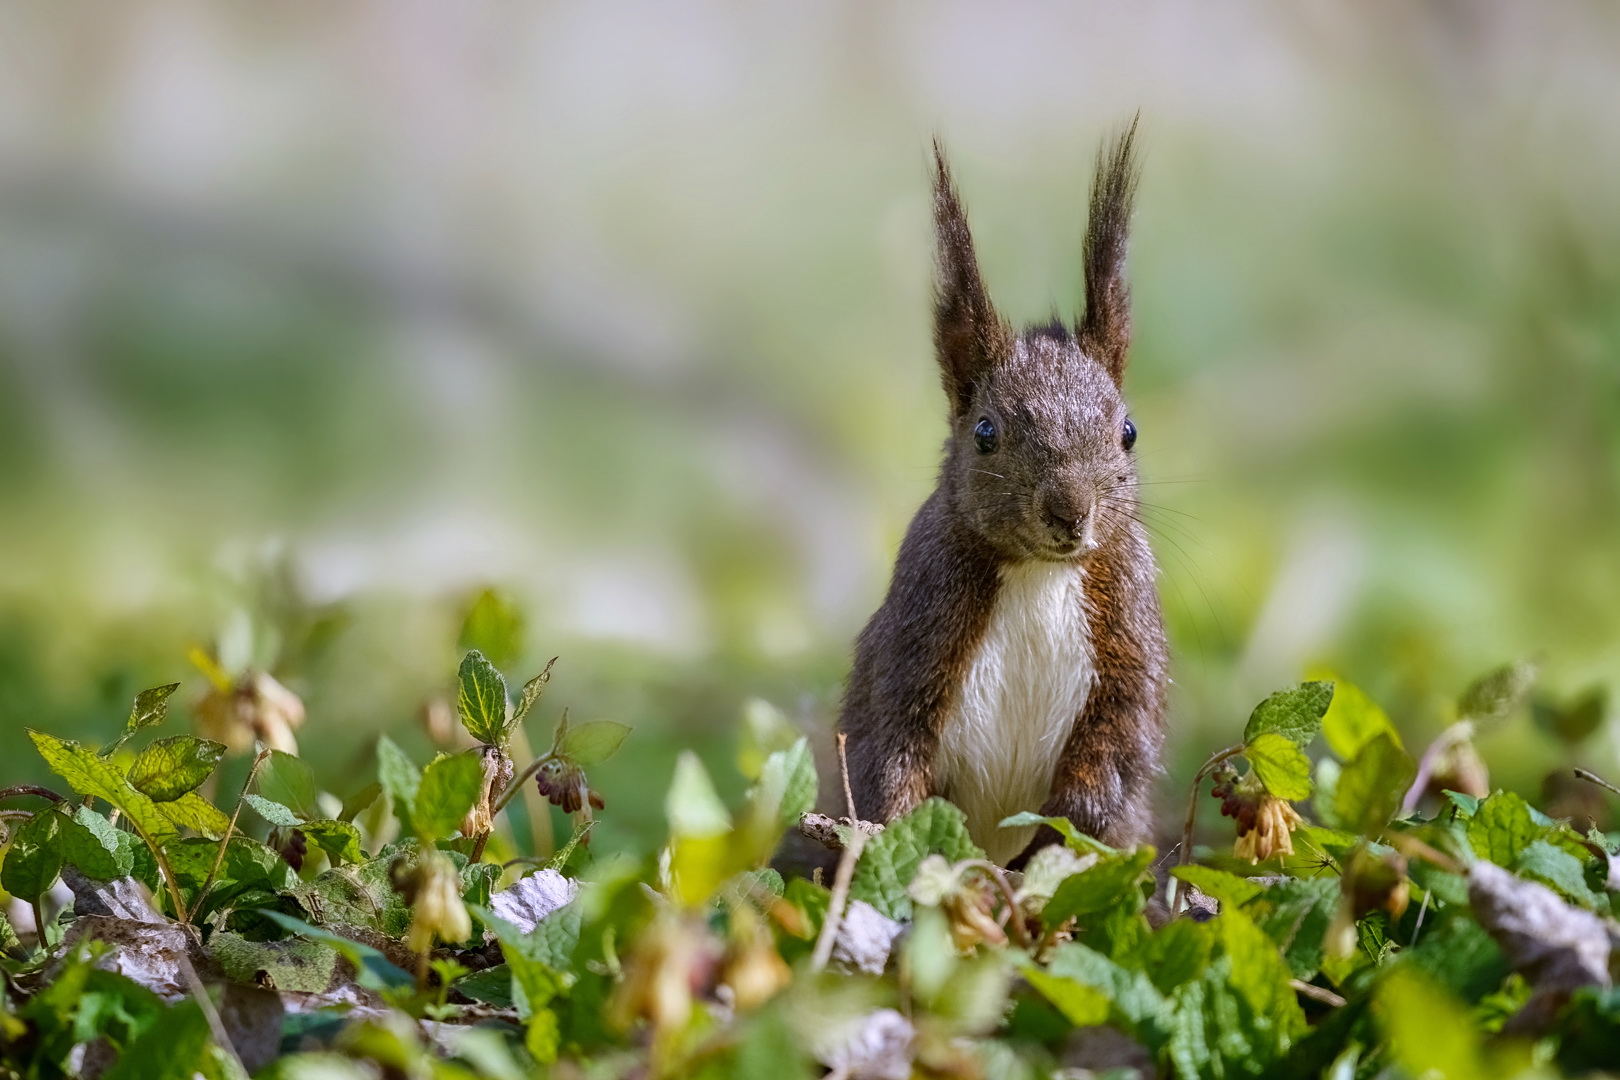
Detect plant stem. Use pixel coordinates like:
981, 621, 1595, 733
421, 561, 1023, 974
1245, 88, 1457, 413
186, 748, 272, 924
492, 749, 558, 815
30, 897, 47, 949
0, 785, 64, 804
1575, 767, 1620, 799
810, 827, 867, 972
1174, 743, 1246, 913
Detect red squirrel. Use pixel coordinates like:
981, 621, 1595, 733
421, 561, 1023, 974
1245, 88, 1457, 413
839, 124, 1168, 867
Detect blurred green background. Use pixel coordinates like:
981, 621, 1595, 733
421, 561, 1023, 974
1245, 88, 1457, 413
1, 2, 1617, 854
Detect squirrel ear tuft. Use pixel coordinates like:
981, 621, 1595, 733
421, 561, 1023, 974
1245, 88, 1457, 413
932, 141, 1006, 417
1079, 116, 1141, 385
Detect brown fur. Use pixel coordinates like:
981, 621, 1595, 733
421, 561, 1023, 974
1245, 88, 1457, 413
840, 122, 1168, 861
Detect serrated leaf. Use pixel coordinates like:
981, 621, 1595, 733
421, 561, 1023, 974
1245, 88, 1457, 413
60, 806, 133, 881
243, 793, 303, 827
259, 749, 320, 819
1333, 731, 1415, 837
457, 650, 510, 745
2, 810, 63, 901
415, 751, 485, 841
1046, 942, 1169, 1034
28, 730, 176, 842
1245, 732, 1313, 801
513, 657, 557, 725
1140, 917, 1215, 994
560, 720, 630, 767
376, 736, 422, 836
1317, 676, 1401, 759
156, 791, 232, 838
849, 798, 984, 921
1221, 906, 1307, 1036
300, 819, 365, 864
127, 735, 225, 802
1457, 660, 1537, 726
1467, 791, 1543, 866
1243, 681, 1335, 747
126, 682, 181, 734
1043, 846, 1157, 926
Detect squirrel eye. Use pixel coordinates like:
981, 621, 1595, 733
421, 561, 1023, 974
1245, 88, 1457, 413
973, 418, 998, 454
1122, 417, 1137, 451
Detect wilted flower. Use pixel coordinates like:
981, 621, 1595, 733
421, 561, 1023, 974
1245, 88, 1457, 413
609, 910, 721, 1035
907, 854, 1007, 951
394, 850, 472, 953
535, 756, 603, 816
461, 746, 513, 838
720, 905, 791, 1012
1214, 768, 1303, 864
197, 670, 306, 755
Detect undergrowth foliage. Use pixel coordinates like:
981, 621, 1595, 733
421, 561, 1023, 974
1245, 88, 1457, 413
1, 646, 1619, 1079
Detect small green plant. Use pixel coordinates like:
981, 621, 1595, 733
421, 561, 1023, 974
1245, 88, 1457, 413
2, 648, 1618, 1078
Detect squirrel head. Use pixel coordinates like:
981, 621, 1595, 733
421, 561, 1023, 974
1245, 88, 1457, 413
931, 122, 1142, 564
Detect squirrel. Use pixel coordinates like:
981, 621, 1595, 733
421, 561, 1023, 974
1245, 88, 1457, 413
839, 123, 1168, 867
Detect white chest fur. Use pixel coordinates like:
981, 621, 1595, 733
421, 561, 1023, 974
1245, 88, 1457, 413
935, 560, 1095, 865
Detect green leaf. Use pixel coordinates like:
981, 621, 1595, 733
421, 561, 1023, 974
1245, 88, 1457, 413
1243, 681, 1335, 747
457, 650, 511, 745
1139, 918, 1214, 995
243, 793, 303, 827
458, 589, 526, 668
1170, 865, 1263, 909
751, 737, 818, 832
1515, 840, 1604, 909
126, 682, 181, 735
998, 811, 1116, 855
260, 749, 320, 820
209, 932, 338, 993
155, 791, 231, 838
415, 751, 485, 841
1043, 846, 1157, 926
127, 736, 225, 802
60, 806, 133, 881
1333, 731, 1415, 837
1467, 791, 1543, 866
1377, 966, 1488, 1080
1220, 906, 1306, 1036
1244, 732, 1313, 801
513, 658, 557, 724
28, 730, 176, 842
849, 798, 984, 921
1022, 966, 1110, 1026
1317, 676, 1401, 759
300, 819, 365, 864
666, 752, 732, 839
1046, 942, 1169, 1035
2, 810, 63, 901
376, 736, 422, 836
100, 999, 215, 1080
260, 911, 414, 992
559, 720, 631, 766
1457, 660, 1537, 726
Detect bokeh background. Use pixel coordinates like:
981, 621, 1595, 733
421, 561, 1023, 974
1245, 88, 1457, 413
2, 1, 1617, 853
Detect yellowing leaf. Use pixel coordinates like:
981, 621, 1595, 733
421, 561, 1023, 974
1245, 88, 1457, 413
28, 730, 176, 842
157, 791, 232, 839
128, 736, 225, 802
1245, 732, 1313, 801
1314, 674, 1400, 760
559, 720, 630, 767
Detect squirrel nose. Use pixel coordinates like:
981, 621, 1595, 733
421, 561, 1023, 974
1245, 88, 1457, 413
1040, 494, 1087, 546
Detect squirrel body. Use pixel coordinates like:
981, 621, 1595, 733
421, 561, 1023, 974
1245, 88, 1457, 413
839, 125, 1168, 864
